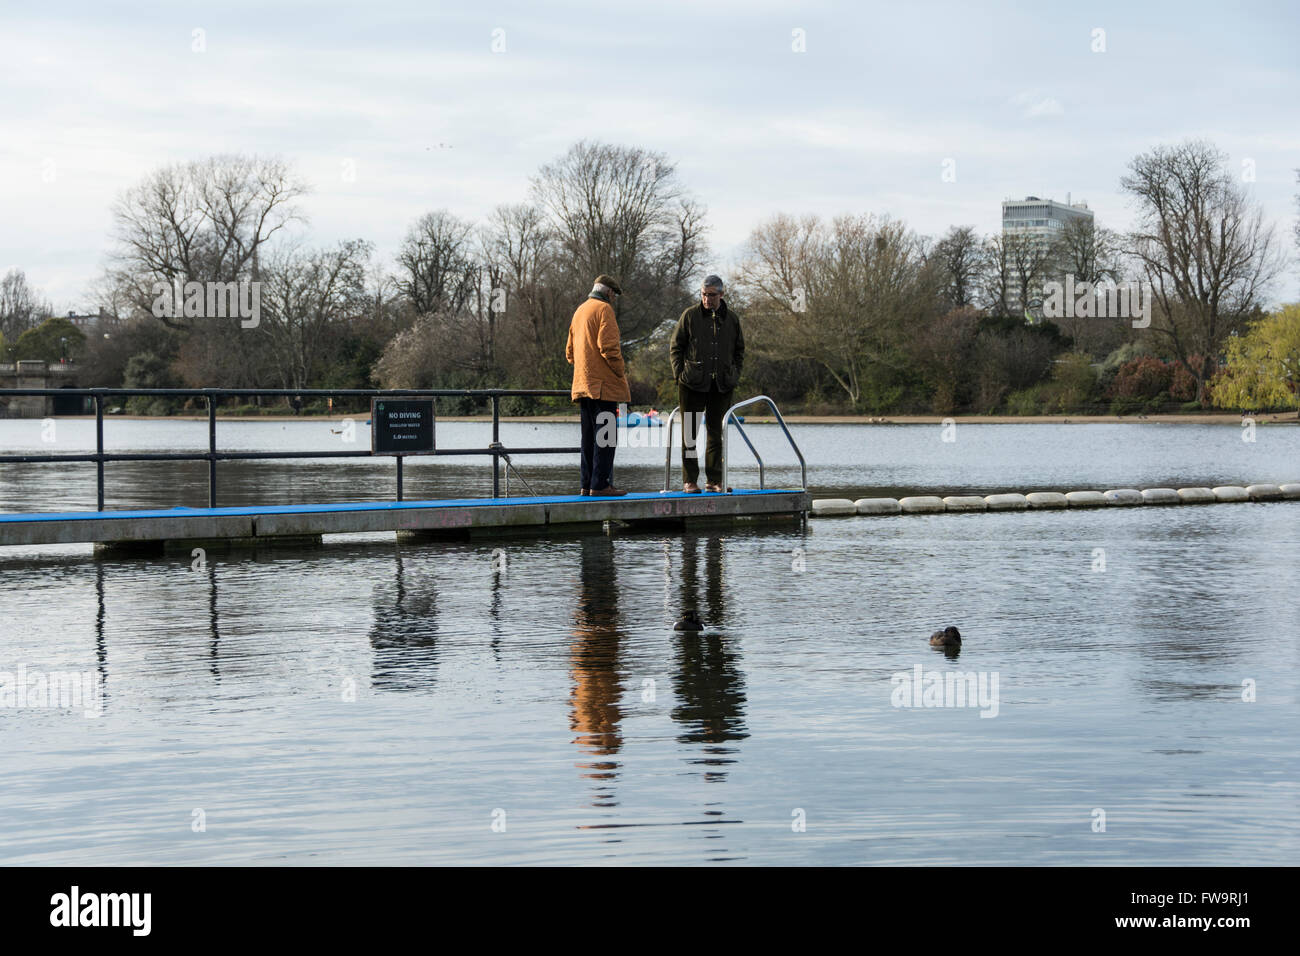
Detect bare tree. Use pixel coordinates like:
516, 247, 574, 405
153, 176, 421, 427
531, 141, 707, 342
1007, 231, 1056, 321
1121, 139, 1285, 401
259, 240, 372, 392
737, 213, 932, 406
482, 204, 564, 366
982, 234, 1016, 318
907, 305, 980, 412
1047, 218, 1125, 353
106, 155, 309, 328
1052, 217, 1120, 287
0, 269, 52, 343
396, 210, 479, 317
932, 226, 987, 311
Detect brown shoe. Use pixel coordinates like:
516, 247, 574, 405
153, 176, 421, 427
682, 482, 701, 494
590, 486, 628, 497
704, 482, 723, 493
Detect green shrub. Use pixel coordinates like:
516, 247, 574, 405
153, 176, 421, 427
124, 396, 180, 416
499, 394, 538, 416
1109, 396, 1143, 416
1005, 388, 1044, 416
1142, 392, 1170, 414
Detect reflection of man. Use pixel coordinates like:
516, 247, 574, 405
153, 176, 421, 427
670, 275, 744, 493
567, 274, 630, 497
570, 537, 625, 799
369, 550, 439, 692
672, 536, 748, 747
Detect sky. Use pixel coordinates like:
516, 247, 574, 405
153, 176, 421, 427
2, 0, 1297, 311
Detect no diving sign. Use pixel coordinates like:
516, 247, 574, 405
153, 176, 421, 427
371, 399, 435, 455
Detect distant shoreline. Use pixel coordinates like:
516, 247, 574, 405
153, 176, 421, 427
38, 412, 1299, 425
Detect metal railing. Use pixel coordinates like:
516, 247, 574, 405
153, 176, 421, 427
661, 394, 806, 492
0, 386, 575, 511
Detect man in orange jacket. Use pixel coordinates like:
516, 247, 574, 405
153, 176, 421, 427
566, 274, 631, 497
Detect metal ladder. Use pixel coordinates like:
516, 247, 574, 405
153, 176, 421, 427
660, 395, 806, 492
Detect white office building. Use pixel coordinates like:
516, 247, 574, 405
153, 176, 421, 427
1001, 195, 1093, 320
1002, 195, 1093, 241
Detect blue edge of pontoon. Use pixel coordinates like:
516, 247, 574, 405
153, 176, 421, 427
0, 489, 791, 523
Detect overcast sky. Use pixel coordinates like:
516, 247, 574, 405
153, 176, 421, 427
2, 0, 1297, 311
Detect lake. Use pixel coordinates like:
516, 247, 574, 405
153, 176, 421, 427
0, 419, 1297, 864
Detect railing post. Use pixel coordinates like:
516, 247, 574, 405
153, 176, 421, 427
662, 406, 680, 492
491, 393, 500, 498
397, 456, 404, 501
207, 390, 217, 508
95, 392, 104, 511
721, 406, 735, 493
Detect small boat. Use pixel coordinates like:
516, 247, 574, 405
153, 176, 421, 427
621, 411, 663, 427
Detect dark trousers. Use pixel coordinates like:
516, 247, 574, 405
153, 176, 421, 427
679, 383, 732, 486
579, 397, 618, 491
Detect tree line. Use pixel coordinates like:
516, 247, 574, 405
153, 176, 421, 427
2, 140, 1296, 416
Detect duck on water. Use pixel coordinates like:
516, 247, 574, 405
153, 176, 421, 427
929, 626, 961, 648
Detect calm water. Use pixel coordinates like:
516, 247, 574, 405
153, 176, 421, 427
0, 418, 1297, 510
1, 420, 1298, 864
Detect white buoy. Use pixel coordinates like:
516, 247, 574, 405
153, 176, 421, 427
985, 493, 1029, 511
1246, 483, 1283, 501
811, 498, 857, 517
1211, 486, 1250, 502
1103, 489, 1144, 506
813, 481, 1300, 518
1140, 488, 1180, 505
899, 496, 945, 514
1026, 492, 1069, 509
1065, 491, 1107, 508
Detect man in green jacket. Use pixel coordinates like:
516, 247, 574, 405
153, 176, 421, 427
669, 275, 744, 493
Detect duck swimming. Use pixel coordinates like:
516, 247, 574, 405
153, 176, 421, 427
674, 610, 703, 632
929, 626, 961, 647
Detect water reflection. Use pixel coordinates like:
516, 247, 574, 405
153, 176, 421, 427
569, 536, 625, 807
93, 560, 109, 692
369, 548, 439, 691
196, 556, 221, 680
671, 534, 749, 782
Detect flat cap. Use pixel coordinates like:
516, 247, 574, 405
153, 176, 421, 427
593, 274, 622, 295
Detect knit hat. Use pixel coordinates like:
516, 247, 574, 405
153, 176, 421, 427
593, 274, 622, 295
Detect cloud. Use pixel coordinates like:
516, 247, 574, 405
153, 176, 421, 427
1009, 92, 1065, 119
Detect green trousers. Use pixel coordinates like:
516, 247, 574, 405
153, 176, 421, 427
679, 383, 733, 485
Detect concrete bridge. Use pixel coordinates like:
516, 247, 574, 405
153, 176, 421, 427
0, 362, 85, 417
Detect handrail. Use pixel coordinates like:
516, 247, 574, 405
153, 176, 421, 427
721, 395, 806, 491
727, 417, 765, 488
0, 386, 574, 509
660, 395, 805, 492
660, 405, 681, 491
